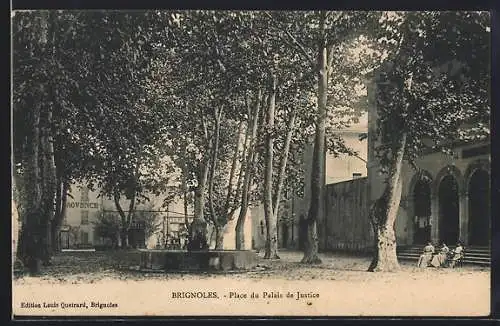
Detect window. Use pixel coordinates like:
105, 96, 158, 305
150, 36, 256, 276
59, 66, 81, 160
81, 211, 89, 225
81, 188, 89, 202
81, 231, 89, 244
260, 221, 265, 235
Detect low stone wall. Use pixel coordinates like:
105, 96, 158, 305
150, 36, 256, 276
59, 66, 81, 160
108, 250, 143, 268
139, 250, 259, 272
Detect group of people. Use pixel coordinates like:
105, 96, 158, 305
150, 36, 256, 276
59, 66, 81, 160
417, 241, 464, 268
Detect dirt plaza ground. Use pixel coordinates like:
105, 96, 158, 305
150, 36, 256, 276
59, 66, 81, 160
12, 250, 490, 317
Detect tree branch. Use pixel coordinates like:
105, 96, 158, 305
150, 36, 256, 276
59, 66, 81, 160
263, 11, 316, 67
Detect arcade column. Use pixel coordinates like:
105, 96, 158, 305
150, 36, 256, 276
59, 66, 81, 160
406, 195, 415, 244
430, 194, 439, 243
459, 190, 469, 245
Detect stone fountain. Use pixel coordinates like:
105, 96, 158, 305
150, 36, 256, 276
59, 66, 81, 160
138, 219, 258, 272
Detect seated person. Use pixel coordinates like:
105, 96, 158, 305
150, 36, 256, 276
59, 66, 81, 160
448, 242, 464, 268
417, 241, 435, 268
430, 242, 449, 267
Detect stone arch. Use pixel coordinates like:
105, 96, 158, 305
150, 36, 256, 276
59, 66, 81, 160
434, 165, 463, 245
407, 170, 434, 244
464, 159, 491, 246
464, 159, 490, 192
433, 165, 464, 196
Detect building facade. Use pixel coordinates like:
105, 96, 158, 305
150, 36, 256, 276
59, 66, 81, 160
366, 69, 491, 248
367, 140, 491, 247
60, 185, 103, 248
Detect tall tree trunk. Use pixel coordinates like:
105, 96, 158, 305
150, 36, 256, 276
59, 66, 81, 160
215, 225, 224, 250
272, 110, 296, 221
271, 110, 296, 250
208, 106, 223, 246
224, 120, 244, 214
114, 191, 136, 249
51, 180, 68, 252
190, 110, 212, 247
51, 183, 61, 253
183, 186, 189, 227
233, 100, 251, 211
233, 122, 250, 250
193, 162, 209, 222
12, 176, 22, 267
302, 13, 327, 264
40, 97, 57, 264
12, 199, 21, 267
39, 123, 50, 263
181, 144, 190, 227
12, 169, 25, 228
18, 89, 43, 274
236, 150, 257, 250
32, 10, 59, 266
18, 11, 50, 274
264, 76, 279, 259
236, 90, 262, 250
368, 133, 407, 272
191, 159, 209, 246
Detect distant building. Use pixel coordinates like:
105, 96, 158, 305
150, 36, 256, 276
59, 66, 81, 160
59, 182, 253, 250
59, 183, 195, 249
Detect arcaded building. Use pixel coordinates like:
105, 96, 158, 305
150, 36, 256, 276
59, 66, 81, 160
367, 139, 490, 247
366, 73, 491, 248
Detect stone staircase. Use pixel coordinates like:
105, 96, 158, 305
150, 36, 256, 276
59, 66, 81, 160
396, 245, 490, 266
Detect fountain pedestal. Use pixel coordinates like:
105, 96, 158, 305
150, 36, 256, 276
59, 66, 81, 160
139, 249, 258, 272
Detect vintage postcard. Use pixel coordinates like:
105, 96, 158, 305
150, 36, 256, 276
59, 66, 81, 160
11, 9, 491, 318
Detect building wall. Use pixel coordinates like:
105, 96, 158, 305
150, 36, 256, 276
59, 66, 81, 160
62, 185, 104, 247
275, 113, 369, 250
251, 205, 266, 250
318, 177, 372, 252
213, 208, 252, 250
325, 112, 369, 184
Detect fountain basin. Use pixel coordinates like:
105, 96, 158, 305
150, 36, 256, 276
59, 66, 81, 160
138, 249, 258, 272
